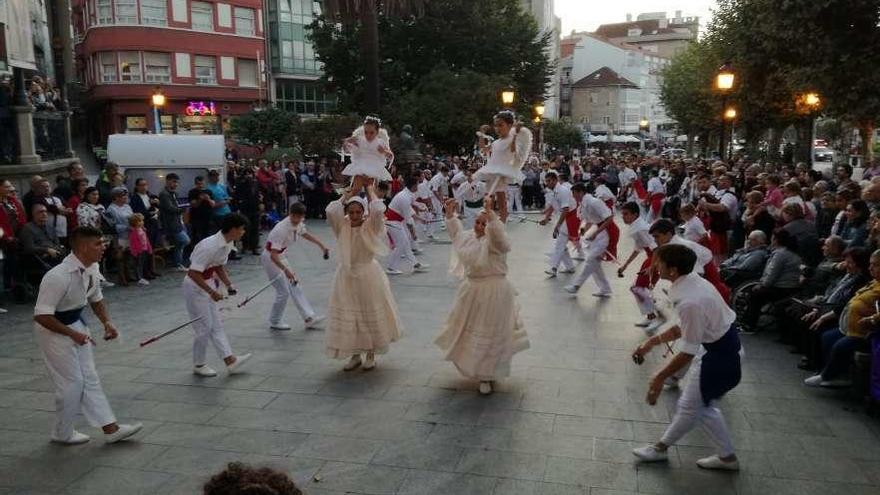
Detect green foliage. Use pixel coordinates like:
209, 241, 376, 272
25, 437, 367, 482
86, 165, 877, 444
297, 114, 363, 157
228, 108, 299, 148
659, 41, 720, 137
310, 0, 552, 116
541, 119, 584, 151
261, 147, 301, 163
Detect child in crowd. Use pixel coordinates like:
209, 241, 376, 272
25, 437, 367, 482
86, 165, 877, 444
128, 213, 156, 286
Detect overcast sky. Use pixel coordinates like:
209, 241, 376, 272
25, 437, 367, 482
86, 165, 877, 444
554, 0, 715, 35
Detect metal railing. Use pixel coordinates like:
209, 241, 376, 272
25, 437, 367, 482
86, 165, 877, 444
32, 111, 71, 161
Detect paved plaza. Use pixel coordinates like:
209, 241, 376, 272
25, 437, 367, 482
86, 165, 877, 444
1, 217, 879, 495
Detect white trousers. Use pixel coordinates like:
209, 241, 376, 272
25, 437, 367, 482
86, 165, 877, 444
35, 321, 116, 439
507, 185, 523, 212
572, 232, 611, 293
183, 277, 234, 366
661, 358, 735, 457
260, 251, 316, 324
549, 225, 575, 271
462, 206, 482, 230
386, 221, 417, 271
631, 286, 656, 315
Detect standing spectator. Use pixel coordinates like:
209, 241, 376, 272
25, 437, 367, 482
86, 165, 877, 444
54, 161, 86, 201
205, 169, 240, 260
234, 168, 261, 255
76, 187, 105, 230
0, 179, 26, 300
21, 175, 44, 220
105, 188, 134, 285
97, 162, 120, 206
128, 213, 156, 285
833, 164, 855, 192
284, 160, 302, 208
157, 173, 189, 270
65, 178, 88, 230
33, 179, 69, 247
129, 178, 161, 247
255, 159, 278, 202
300, 162, 319, 218
188, 176, 215, 245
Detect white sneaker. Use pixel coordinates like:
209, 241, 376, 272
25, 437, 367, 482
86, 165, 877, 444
632, 445, 669, 462
804, 375, 824, 387
479, 381, 493, 395
696, 455, 740, 471
105, 423, 143, 444
227, 353, 252, 374
559, 267, 576, 274
413, 263, 430, 273
363, 352, 376, 371
645, 318, 664, 333
304, 315, 325, 329
270, 322, 292, 331
635, 318, 652, 328
137, 278, 150, 286
386, 268, 404, 275
193, 365, 218, 377
563, 284, 579, 294
344, 354, 362, 371
101, 280, 116, 288
51, 430, 91, 445
592, 292, 612, 298
413, 248, 424, 255
544, 268, 558, 277
175, 265, 188, 272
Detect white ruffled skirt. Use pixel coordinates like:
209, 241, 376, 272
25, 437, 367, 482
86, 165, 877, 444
473, 164, 524, 193
342, 157, 393, 181
325, 260, 402, 358
435, 275, 529, 380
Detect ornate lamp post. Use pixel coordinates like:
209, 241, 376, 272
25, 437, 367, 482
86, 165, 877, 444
501, 87, 516, 108
724, 107, 737, 159
639, 118, 649, 152
534, 103, 545, 156
715, 62, 735, 160
797, 92, 821, 166
151, 87, 166, 134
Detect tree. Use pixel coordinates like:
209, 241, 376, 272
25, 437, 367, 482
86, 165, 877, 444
297, 114, 362, 157
319, 1, 426, 112
659, 41, 720, 155
541, 119, 584, 152
311, 0, 552, 117
229, 108, 299, 147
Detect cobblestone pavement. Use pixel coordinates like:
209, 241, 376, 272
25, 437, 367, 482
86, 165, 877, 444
1, 215, 879, 495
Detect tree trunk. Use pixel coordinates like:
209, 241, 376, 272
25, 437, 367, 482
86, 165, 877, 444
767, 127, 782, 161
859, 121, 875, 164
793, 119, 812, 165
359, 0, 380, 113
686, 134, 695, 157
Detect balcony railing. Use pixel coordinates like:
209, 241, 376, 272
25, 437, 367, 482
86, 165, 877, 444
32, 111, 73, 161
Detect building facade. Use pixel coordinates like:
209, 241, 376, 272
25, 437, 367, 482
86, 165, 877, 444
520, 0, 561, 120
569, 67, 640, 135
264, 0, 335, 116
72, 0, 266, 143
594, 11, 699, 59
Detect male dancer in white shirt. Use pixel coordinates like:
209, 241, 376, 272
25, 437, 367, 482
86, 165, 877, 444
455, 168, 486, 229
386, 176, 429, 275
33, 226, 142, 444
262, 202, 331, 331
632, 243, 742, 471
539, 171, 577, 277
617, 202, 663, 332
416, 170, 436, 241
564, 183, 616, 297
186, 213, 253, 377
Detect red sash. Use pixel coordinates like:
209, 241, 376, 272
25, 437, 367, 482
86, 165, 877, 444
634, 249, 657, 289
632, 180, 648, 200
385, 208, 405, 222
201, 266, 218, 280
602, 221, 620, 262
265, 241, 286, 254
703, 262, 731, 304
604, 198, 614, 210
649, 193, 665, 215
565, 208, 580, 242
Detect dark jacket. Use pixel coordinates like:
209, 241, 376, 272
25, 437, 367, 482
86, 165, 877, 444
157, 188, 184, 234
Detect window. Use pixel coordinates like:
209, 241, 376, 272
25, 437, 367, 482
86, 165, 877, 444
195, 55, 216, 84
191, 1, 213, 31
234, 7, 255, 36
144, 52, 171, 82
275, 80, 336, 115
141, 0, 167, 26
115, 0, 137, 23
238, 59, 258, 87
100, 52, 117, 82
97, 0, 113, 24
119, 51, 141, 82
603, 115, 611, 124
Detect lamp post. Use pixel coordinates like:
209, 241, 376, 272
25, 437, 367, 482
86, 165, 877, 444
724, 107, 737, 160
715, 62, 735, 161
501, 87, 516, 109
798, 92, 821, 166
534, 103, 545, 157
639, 118, 649, 152
151, 87, 166, 134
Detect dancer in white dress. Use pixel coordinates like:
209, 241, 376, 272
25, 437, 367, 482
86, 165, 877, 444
325, 176, 402, 371
342, 116, 393, 182
474, 111, 533, 209
435, 195, 530, 395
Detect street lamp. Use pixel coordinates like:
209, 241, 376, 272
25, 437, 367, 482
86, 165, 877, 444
715, 62, 735, 161
501, 87, 516, 107
151, 87, 166, 134
724, 107, 737, 159
639, 119, 649, 152
534, 103, 546, 157
797, 92, 822, 166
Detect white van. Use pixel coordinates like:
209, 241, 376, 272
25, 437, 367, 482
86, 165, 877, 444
106, 134, 226, 201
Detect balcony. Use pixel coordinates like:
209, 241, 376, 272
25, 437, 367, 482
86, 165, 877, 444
32, 111, 75, 161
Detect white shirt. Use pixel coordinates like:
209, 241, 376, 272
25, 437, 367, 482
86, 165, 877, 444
188, 231, 233, 273
619, 168, 637, 187
416, 181, 432, 201
265, 217, 306, 252
628, 217, 656, 250
388, 188, 415, 223
45, 196, 68, 239
594, 184, 615, 204
714, 188, 739, 221
670, 235, 712, 273
578, 195, 612, 224
450, 171, 467, 188
647, 177, 664, 194
547, 184, 576, 215
682, 216, 708, 243
668, 272, 736, 356
429, 173, 448, 196
34, 254, 103, 318
457, 180, 486, 203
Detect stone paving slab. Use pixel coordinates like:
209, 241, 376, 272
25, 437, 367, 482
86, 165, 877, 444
1, 217, 879, 494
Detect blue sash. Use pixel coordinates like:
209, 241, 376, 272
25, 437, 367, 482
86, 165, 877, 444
699, 324, 741, 406
55, 307, 86, 326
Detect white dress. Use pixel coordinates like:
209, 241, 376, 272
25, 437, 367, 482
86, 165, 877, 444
325, 198, 402, 358
435, 214, 529, 380
342, 133, 393, 182
474, 127, 532, 192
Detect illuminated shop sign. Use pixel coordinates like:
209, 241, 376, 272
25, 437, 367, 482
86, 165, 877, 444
185, 101, 217, 116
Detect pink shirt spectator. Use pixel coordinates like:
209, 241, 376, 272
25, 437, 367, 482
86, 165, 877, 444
129, 227, 153, 256
762, 186, 784, 218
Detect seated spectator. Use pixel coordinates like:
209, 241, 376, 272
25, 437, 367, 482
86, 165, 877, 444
804, 249, 880, 388
868, 209, 880, 251
781, 203, 820, 266
742, 190, 776, 241
783, 181, 812, 220
830, 189, 857, 237
20, 204, 65, 268
841, 199, 870, 248
105, 187, 134, 284
720, 230, 770, 287
815, 191, 839, 238
861, 180, 880, 211
741, 229, 803, 332
801, 235, 846, 296
204, 462, 302, 495
65, 178, 88, 230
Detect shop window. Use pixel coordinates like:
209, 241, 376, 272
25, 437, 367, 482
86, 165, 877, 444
96, 0, 113, 24
238, 59, 258, 87
125, 115, 147, 133
195, 55, 217, 85
191, 1, 213, 31
119, 51, 142, 82
100, 52, 117, 82
141, 0, 167, 26
115, 0, 137, 23
234, 7, 255, 36
144, 52, 171, 83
